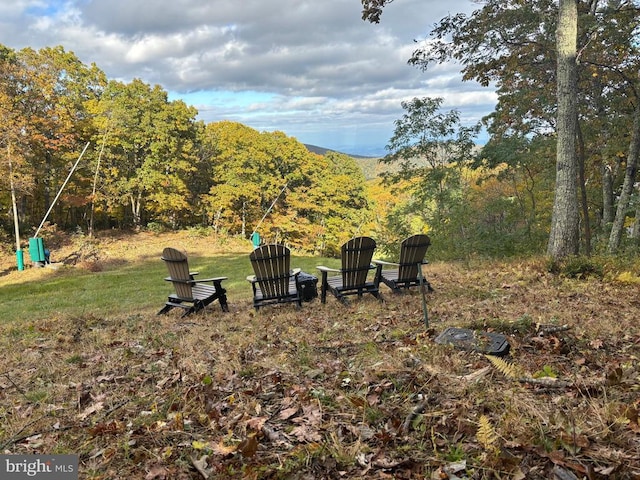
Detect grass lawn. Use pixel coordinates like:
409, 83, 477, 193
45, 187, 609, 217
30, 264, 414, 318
1, 231, 639, 479
0, 232, 341, 324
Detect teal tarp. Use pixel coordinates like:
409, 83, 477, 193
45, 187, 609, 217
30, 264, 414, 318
28, 237, 46, 263
250, 231, 261, 249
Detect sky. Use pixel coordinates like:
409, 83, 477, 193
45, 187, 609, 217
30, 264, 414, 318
0, 0, 497, 157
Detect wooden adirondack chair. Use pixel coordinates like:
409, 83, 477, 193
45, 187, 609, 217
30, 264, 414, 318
247, 244, 302, 309
317, 236, 382, 304
373, 234, 433, 293
158, 247, 229, 317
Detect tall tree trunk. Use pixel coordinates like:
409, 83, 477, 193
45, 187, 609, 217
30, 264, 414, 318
131, 192, 142, 230
631, 190, 640, 248
577, 120, 591, 255
601, 163, 614, 229
607, 101, 640, 253
548, 0, 579, 261
43, 150, 52, 221
241, 200, 246, 237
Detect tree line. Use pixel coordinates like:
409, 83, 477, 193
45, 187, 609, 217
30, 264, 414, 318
3, 0, 640, 262
0, 45, 371, 256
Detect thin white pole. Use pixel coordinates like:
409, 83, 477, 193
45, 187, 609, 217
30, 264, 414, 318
34, 141, 90, 238
252, 182, 288, 235
89, 130, 109, 237
9, 146, 20, 251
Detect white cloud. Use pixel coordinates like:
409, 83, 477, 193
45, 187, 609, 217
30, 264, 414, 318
0, 0, 495, 155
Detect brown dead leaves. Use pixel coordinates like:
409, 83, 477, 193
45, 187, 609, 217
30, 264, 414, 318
1, 252, 640, 479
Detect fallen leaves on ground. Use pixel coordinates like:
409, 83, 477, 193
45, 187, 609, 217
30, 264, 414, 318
1, 251, 639, 479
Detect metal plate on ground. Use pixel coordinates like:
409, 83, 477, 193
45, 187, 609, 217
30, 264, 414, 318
435, 327, 510, 356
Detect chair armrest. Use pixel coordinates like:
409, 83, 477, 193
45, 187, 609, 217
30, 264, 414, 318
190, 271, 199, 277
246, 275, 257, 283
291, 268, 301, 277
372, 259, 399, 267
198, 276, 228, 283
316, 265, 340, 273
164, 276, 195, 285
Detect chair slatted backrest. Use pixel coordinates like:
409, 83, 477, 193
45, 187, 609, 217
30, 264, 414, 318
341, 236, 376, 288
250, 244, 291, 298
162, 247, 193, 299
397, 234, 431, 282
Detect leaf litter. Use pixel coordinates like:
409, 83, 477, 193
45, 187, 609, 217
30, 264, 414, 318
1, 249, 639, 479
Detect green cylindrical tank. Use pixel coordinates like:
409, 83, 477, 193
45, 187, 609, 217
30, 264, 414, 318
16, 249, 24, 271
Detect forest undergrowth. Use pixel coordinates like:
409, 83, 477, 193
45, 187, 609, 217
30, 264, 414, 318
0, 232, 639, 479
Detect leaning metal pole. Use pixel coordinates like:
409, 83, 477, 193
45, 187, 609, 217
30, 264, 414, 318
251, 182, 288, 237
34, 141, 90, 238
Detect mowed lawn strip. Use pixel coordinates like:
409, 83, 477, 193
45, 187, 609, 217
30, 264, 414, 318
0, 251, 342, 324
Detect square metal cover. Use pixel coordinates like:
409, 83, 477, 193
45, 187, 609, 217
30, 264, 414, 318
435, 327, 510, 356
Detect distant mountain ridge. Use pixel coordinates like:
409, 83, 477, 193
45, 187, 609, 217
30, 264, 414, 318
305, 143, 484, 181
304, 143, 384, 180
303, 144, 378, 159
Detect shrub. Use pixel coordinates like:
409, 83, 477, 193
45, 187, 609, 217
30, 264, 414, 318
546, 255, 604, 279
146, 222, 168, 234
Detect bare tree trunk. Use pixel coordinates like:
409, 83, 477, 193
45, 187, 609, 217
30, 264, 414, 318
241, 200, 246, 237
601, 163, 614, 229
607, 102, 640, 253
131, 192, 142, 230
631, 190, 640, 247
43, 151, 52, 221
577, 121, 591, 255
548, 0, 580, 261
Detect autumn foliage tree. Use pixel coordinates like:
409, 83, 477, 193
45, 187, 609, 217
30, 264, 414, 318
200, 121, 372, 254
0, 46, 106, 235
375, 96, 481, 257
90, 79, 200, 230
1, 41, 374, 256
361, 0, 640, 258
5, 0, 640, 264
0, 47, 31, 227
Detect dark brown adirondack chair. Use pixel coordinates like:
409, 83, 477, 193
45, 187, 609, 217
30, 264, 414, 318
247, 244, 302, 309
374, 234, 433, 293
316, 236, 382, 304
158, 247, 228, 317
